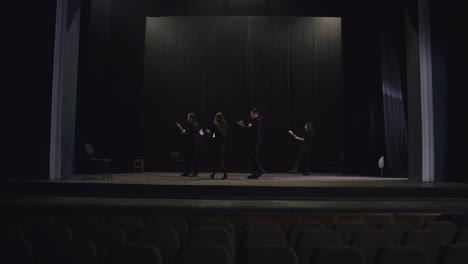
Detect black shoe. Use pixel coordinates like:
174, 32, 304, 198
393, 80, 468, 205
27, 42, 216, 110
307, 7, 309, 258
210, 172, 216, 179
302, 171, 310, 176
222, 174, 228, 180
188, 173, 198, 177
180, 172, 189, 177
247, 174, 257, 179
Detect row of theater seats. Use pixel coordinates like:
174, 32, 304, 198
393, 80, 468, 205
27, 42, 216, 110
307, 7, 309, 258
1, 215, 467, 264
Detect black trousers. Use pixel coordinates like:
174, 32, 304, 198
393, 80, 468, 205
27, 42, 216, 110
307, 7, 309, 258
212, 144, 227, 174
249, 143, 264, 174
295, 144, 311, 172
184, 147, 198, 174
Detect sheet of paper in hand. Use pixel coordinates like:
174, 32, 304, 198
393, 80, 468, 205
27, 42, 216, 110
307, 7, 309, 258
199, 129, 204, 136
236, 120, 244, 126
176, 122, 185, 133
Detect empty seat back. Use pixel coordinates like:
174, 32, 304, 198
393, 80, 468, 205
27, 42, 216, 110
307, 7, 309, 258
296, 231, 342, 264
0, 241, 33, 264
245, 222, 281, 231
310, 247, 365, 264
110, 216, 143, 242
351, 231, 393, 264
377, 247, 430, 264
423, 221, 458, 244
35, 240, 97, 264
197, 219, 235, 244
136, 227, 180, 264
287, 222, 325, 247
56, 216, 99, 240
177, 244, 231, 264
241, 245, 297, 264
243, 229, 287, 247
145, 217, 189, 244
402, 230, 443, 264
333, 222, 368, 245
436, 244, 468, 264
455, 230, 468, 244
0, 223, 24, 241
27, 224, 72, 243
189, 227, 235, 260
108, 243, 161, 264
85, 226, 126, 263
377, 221, 411, 245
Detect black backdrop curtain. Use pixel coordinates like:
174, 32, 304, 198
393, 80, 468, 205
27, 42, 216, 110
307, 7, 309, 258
143, 16, 343, 172
380, 34, 408, 177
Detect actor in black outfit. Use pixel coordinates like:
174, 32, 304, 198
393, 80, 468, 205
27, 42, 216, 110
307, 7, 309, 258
181, 112, 199, 177
238, 108, 265, 179
205, 112, 229, 179
289, 122, 315, 175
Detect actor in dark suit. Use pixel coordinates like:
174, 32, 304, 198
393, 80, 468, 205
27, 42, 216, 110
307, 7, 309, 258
238, 108, 265, 179
205, 112, 229, 179
181, 112, 199, 177
289, 122, 315, 175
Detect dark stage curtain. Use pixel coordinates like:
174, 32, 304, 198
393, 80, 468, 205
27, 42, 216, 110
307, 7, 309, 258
144, 16, 343, 172
380, 35, 408, 177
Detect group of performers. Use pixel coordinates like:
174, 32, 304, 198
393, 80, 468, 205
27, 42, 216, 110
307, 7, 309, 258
178, 108, 314, 180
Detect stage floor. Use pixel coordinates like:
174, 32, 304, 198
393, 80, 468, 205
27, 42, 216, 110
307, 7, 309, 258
69, 172, 463, 188
2, 173, 468, 213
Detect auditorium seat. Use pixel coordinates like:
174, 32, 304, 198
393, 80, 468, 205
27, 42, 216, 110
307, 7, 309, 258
144, 217, 189, 244
377, 221, 411, 245
241, 245, 297, 264
108, 243, 162, 264
177, 244, 231, 264
20, 215, 55, 234
286, 222, 325, 247
34, 240, 97, 264
110, 216, 144, 242
350, 231, 393, 264
242, 228, 287, 247
136, 227, 180, 264
20, 215, 55, 227
245, 221, 282, 231
423, 221, 459, 244
436, 213, 468, 229
402, 230, 443, 263
332, 222, 369, 245
455, 230, 468, 244
196, 219, 236, 244
0, 241, 33, 264
56, 216, 99, 240
310, 247, 365, 264
188, 227, 235, 261
436, 244, 468, 264
26, 224, 72, 243
295, 231, 342, 264
377, 247, 430, 264
0, 223, 24, 241
84, 226, 126, 263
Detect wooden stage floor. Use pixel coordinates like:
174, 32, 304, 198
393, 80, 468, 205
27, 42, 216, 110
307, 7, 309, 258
2, 173, 468, 213
69, 172, 462, 188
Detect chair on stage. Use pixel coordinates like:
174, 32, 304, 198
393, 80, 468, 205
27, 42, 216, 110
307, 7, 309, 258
84, 142, 112, 180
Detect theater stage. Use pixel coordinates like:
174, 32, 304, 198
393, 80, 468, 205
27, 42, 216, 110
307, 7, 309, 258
2, 172, 468, 214
71, 173, 411, 187
3, 172, 467, 200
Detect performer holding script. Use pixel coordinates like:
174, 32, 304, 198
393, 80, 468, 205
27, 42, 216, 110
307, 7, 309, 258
204, 112, 229, 179
288, 122, 315, 175
237, 108, 265, 179
177, 112, 199, 177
